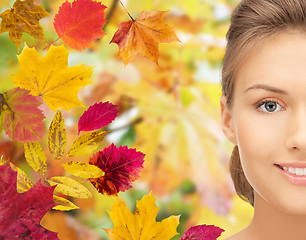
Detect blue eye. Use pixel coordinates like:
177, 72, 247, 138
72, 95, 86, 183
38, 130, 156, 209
258, 101, 283, 113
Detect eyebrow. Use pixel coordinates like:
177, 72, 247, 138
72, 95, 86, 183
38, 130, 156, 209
244, 84, 288, 95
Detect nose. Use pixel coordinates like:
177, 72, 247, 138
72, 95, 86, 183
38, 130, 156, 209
285, 107, 306, 152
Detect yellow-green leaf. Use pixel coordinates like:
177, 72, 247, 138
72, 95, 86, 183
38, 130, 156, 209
48, 110, 66, 160
62, 161, 105, 178
24, 141, 47, 175
47, 176, 92, 199
53, 195, 80, 211
104, 192, 180, 239
68, 131, 109, 157
10, 163, 33, 193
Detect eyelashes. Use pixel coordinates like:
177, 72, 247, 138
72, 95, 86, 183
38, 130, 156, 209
254, 99, 285, 113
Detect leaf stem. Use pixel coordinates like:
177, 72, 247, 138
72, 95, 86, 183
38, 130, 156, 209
118, 0, 134, 21
43, 37, 60, 51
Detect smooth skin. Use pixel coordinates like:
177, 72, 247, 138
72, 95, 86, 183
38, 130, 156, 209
221, 31, 306, 240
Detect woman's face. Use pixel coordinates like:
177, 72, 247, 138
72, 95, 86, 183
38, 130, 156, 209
221, 31, 306, 214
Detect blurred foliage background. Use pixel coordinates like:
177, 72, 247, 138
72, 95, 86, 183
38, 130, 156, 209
0, 0, 253, 239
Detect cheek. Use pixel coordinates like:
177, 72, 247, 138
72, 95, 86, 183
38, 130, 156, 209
234, 111, 286, 188
234, 111, 286, 159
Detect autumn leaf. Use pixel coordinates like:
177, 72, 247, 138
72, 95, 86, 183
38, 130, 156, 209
1, 87, 45, 142
24, 141, 47, 175
180, 224, 225, 240
10, 163, 34, 193
0, 164, 58, 239
104, 192, 180, 239
53, 195, 80, 211
0, 0, 9, 8
0, 0, 50, 51
78, 101, 118, 134
41, 211, 102, 239
110, 80, 229, 207
0, 155, 7, 165
53, 0, 107, 51
88, 143, 145, 195
10, 44, 93, 111
48, 110, 66, 160
47, 176, 93, 198
110, 10, 180, 65
68, 131, 109, 156
62, 161, 105, 179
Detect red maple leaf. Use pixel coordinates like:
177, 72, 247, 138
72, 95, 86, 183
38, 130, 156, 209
1, 87, 45, 143
78, 101, 118, 134
180, 224, 224, 240
53, 0, 107, 51
0, 164, 58, 239
88, 143, 145, 195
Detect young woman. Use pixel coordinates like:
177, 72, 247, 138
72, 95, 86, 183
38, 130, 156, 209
220, 0, 306, 239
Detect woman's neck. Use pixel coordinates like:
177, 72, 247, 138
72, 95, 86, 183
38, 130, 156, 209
242, 192, 306, 240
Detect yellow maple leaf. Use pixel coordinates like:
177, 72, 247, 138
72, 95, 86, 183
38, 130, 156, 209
0, 0, 50, 51
110, 11, 180, 65
10, 44, 93, 111
104, 192, 180, 240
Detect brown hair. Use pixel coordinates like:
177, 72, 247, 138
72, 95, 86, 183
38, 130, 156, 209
222, 0, 306, 206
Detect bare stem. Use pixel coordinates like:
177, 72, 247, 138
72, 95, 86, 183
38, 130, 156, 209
119, 0, 134, 21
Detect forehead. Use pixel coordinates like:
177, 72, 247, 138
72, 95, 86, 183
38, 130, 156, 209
234, 31, 306, 92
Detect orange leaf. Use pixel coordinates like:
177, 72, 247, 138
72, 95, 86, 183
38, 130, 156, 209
110, 11, 180, 65
0, 0, 50, 51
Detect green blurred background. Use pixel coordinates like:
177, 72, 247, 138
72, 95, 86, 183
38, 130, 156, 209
0, 0, 253, 239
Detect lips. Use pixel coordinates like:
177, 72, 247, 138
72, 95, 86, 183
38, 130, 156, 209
275, 163, 306, 186
276, 162, 306, 168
